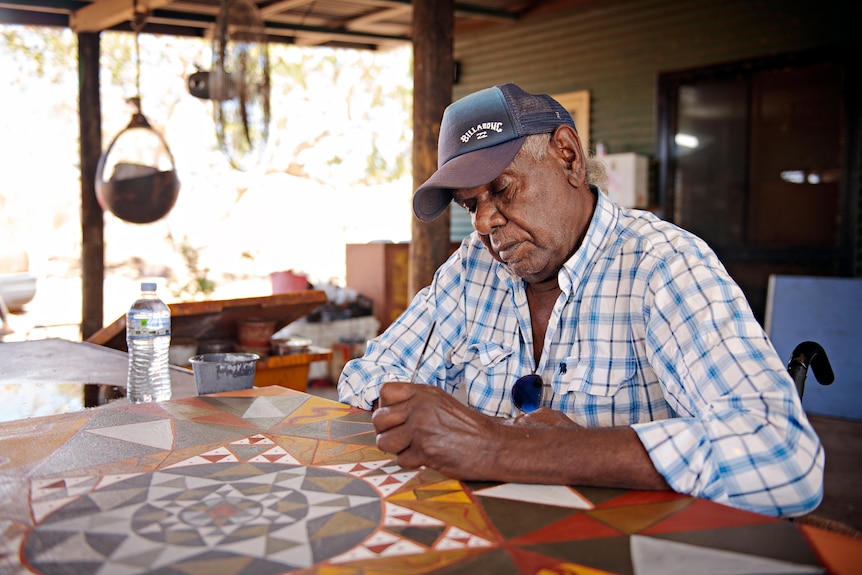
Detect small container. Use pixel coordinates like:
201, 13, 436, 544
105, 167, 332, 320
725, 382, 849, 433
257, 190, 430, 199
189, 353, 259, 395
236, 317, 277, 347
271, 336, 312, 355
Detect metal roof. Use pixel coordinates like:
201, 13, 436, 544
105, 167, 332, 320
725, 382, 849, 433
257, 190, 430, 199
0, 0, 541, 50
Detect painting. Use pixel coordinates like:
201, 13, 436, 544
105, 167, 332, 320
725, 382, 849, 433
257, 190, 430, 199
554, 89, 590, 153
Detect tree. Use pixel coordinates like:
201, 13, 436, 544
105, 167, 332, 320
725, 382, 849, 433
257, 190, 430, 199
1, 23, 413, 319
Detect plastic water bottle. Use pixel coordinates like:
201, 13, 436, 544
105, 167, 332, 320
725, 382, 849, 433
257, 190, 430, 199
126, 282, 172, 403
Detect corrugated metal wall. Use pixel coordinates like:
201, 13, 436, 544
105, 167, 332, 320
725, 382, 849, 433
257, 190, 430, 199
448, 0, 858, 264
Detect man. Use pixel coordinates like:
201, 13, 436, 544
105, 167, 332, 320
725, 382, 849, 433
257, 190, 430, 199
338, 83, 823, 518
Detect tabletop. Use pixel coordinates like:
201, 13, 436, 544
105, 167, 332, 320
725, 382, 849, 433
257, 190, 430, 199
1, 386, 859, 575
0, 338, 198, 421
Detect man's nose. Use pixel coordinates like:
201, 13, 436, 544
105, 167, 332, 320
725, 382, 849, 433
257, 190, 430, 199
472, 199, 505, 235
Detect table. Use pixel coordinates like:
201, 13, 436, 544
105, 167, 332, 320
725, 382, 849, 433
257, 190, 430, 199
1, 387, 859, 575
0, 338, 198, 421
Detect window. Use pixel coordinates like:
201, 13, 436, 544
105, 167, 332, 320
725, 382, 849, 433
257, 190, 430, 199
657, 48, 857, 322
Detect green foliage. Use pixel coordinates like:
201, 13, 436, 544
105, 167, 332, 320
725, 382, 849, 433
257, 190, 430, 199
1, 26, 77, 84
165, 231, 216, 301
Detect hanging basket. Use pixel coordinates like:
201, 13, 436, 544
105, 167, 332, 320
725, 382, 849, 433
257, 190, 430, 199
96, 105, 180, 224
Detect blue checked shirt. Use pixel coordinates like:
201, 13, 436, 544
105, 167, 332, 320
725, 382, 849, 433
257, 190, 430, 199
339, 190, 824, 518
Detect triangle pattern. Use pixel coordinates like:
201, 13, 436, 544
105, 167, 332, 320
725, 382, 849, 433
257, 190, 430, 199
640, 497, 778, 535
85, 419, 174, 450
319, 459, 392, 478
279, 397, 352, 426
247, 445, 301, 465
435, 525, 493, 551
507, 545, 622, 575
31, 476, 98, 501
587, 497, 693, 534
474, 483, 593, 509
231, 434, 275, 445
510, 511, 623, 546
364, 471, 419, 497
242, 397, 291, 420
328, 529, 428, 563
384, 502, 445, 527
630, 534, 825, 574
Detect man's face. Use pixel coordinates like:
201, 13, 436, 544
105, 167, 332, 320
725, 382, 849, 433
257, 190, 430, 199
452, 136, 593, 284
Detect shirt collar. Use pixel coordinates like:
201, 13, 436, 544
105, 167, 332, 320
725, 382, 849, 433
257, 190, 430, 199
557, 186, 620, 294
489, 185, 620, 291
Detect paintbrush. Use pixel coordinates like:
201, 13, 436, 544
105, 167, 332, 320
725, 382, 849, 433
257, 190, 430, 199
408, 323, 435, 383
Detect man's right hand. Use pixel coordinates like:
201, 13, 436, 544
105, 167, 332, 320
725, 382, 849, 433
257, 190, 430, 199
372, 381, 502, 479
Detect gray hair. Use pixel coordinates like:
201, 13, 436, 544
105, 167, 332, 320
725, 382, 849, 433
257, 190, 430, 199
520, 133, 608, 191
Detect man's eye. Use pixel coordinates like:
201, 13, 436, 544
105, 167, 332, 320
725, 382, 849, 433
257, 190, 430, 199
458, 201, 476, 214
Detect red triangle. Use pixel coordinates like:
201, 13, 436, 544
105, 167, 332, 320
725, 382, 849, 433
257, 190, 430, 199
380, 476, 403, 485
595, 490, 690, 509
641, 498, 779, 535
511, 512, 622, 545
367, 541, 396, 554
507, 545, 592, 574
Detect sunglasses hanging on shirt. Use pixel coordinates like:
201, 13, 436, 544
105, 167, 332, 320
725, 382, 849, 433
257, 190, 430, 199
512, 373, 543, 413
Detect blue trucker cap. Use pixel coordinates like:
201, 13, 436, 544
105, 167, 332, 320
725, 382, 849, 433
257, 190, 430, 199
412, 83, 576, 222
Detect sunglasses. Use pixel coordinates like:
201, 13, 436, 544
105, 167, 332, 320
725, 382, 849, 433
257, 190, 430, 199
512, 373, 543, 413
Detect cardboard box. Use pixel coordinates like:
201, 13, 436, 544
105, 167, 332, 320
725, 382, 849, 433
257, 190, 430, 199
603, 153, 648, 208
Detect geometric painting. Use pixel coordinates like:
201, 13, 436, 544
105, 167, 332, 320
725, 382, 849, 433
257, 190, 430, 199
1, 387, 858, 575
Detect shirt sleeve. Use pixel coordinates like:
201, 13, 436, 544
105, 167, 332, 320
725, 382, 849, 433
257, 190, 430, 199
336, 288, 436, 410
337, 246, 468, 410
632, 248, 824, 517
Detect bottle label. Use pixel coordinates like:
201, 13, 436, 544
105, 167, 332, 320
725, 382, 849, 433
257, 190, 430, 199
128, 316, 170, 337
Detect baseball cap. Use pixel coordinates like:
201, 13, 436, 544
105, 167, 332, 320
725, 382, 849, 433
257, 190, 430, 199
412, 83, 576, 222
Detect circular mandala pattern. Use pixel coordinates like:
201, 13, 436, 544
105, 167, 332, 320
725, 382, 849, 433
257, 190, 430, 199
24, 462, 383, 575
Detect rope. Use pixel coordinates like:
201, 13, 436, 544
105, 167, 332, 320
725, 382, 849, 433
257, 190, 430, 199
130, 0, 148, 99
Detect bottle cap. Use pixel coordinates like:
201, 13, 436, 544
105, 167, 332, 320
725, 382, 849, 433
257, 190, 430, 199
141, 282, 157, 291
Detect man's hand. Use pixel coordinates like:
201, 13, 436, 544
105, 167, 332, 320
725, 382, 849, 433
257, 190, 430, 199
372, 382, 669, 492
372, 381, 501, 479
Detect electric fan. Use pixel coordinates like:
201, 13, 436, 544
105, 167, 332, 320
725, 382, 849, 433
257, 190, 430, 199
188, 0, 271, 171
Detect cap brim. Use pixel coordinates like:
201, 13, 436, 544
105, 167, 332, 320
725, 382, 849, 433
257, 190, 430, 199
412, 137, 526, 222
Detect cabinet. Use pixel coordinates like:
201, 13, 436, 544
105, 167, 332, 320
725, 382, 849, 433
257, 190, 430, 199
346, 243, 410, 333
346, 242, 463, 333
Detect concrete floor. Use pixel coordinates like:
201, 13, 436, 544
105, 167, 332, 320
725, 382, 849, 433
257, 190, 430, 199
808, 414, 862, 532
306, 383, 861, 533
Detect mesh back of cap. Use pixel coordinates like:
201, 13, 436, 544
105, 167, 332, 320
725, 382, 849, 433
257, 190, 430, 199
498, 83, 576, 135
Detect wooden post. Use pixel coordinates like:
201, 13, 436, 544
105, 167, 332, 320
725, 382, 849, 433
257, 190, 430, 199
78, 32, 104, 339
410, 0, 454, 298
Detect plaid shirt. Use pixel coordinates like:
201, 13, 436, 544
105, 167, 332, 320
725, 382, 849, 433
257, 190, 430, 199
339, 190, 824, 517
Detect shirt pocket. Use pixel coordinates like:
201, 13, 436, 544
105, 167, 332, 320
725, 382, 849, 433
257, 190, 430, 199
468, 341, 514, 368
562, 356, 637, 398
454, 341, 516, 414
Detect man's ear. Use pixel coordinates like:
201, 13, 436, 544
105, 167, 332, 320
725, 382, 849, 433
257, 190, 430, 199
551, 125, 586, 187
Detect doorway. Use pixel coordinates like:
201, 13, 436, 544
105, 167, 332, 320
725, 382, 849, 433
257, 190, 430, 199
656, 47, 858, 322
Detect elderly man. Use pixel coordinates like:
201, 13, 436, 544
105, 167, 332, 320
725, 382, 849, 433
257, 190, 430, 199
338, 83, 823, 518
